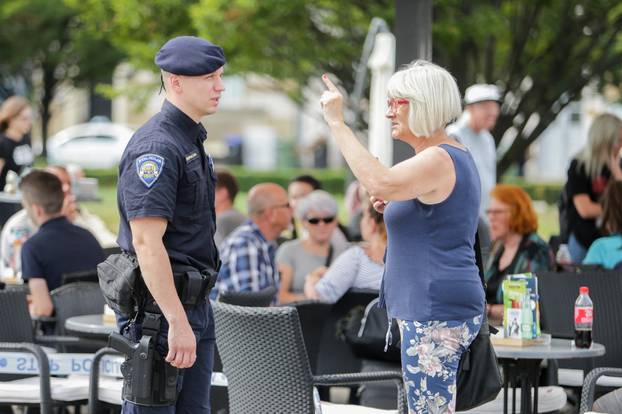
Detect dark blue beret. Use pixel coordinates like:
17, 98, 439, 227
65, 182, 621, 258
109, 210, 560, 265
155, 36, 225, 76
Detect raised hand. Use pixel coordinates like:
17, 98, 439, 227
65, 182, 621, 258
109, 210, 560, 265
320, 74, 344, 125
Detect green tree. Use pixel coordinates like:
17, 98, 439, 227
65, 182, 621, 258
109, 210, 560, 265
69, 0, 393, 101
434, 0, 622, 177
0, 0, 124, 154
65, 0, 195, 71
68, 0, 622, 175
192, 0, 393, 101
64, 0, 198, 108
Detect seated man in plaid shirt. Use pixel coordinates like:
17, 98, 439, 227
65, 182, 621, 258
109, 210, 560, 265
212, 183, 292, 303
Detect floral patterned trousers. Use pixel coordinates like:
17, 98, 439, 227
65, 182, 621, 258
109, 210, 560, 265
397, 316, 482, 414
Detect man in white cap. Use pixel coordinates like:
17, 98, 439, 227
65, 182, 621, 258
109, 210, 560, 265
447, 84, 501, 218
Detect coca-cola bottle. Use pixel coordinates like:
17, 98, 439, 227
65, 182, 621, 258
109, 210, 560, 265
574, 286, 593, 348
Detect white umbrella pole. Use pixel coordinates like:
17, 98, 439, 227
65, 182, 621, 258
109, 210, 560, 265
367, 32, 396, 167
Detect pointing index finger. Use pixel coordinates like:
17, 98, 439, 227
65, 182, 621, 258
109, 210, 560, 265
322, 74, 338, 92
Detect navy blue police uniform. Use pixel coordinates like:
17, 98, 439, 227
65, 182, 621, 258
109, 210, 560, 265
116, 36, 224, 413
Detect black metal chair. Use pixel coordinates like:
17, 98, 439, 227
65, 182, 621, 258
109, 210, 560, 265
218, 285, 277, 307
211, 300, 406, 413
0, 290, 91, 413
88, 347, 124, 414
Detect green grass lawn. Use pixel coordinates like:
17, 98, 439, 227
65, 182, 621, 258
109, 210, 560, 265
90, 184, 560, 242
82, 185, 119, 234
533, 201, 559, 242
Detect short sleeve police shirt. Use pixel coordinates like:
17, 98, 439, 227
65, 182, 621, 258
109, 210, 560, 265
117, 100, 219, 270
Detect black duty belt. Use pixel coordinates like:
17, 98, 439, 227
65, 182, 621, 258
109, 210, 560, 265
171, 266, 217, 308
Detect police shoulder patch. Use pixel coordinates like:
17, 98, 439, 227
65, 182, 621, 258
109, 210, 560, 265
136, 154, 165, 188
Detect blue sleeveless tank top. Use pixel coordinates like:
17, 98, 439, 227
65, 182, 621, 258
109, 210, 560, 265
381, 144, 485, 321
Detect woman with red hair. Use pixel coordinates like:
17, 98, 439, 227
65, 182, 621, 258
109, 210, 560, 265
484, 184, 554, 321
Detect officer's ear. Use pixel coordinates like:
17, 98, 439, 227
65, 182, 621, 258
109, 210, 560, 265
167, 74, 184, 93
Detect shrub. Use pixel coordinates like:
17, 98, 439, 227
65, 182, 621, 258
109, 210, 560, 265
83, 166, 350, 194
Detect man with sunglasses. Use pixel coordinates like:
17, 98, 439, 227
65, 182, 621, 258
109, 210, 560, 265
212, 183, 292, 304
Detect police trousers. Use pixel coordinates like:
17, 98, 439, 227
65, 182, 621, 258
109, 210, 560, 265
116, 298, 215, 413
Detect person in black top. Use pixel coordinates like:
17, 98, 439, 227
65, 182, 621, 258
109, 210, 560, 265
19, 170, 104, 317
0, 96, 34, 190
565, 113, 622, 262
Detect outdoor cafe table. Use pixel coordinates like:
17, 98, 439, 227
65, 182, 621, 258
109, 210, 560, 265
65, 314, 118, 340
493, 338, 605, 414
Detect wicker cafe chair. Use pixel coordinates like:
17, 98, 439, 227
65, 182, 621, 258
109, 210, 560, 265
52, 282, 106, 335
580, 367, 622, 414
48, 282, 108, 353
214, 285, 278, 412
218, 285, 278, 307
212, 300, 406, 413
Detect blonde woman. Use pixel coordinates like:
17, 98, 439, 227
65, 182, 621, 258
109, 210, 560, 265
320, 61, 484, 413
0, 96, 34, 191
565, 113, 622, 262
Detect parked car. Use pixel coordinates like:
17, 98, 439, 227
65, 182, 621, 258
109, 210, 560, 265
47, 119, 134, 169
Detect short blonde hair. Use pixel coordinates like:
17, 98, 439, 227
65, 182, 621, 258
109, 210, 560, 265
387, 60, 462, 137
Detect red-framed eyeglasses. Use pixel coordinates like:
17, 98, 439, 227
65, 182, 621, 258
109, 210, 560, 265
387, 98, 410, 111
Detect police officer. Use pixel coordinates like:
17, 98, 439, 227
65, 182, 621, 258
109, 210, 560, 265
116, 35, 225, 413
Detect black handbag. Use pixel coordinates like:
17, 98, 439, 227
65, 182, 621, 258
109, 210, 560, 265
341, 297, 401, 363
455, 233, 503, 411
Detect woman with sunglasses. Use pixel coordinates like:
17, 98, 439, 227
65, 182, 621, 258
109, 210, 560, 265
304, 200, 385, 303
275, 189, 348, 303
320, 61, 484, 413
